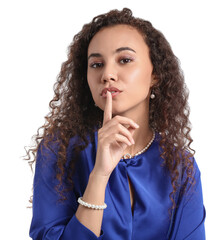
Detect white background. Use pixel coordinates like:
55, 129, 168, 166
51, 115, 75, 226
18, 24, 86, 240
0, 0, 218, 239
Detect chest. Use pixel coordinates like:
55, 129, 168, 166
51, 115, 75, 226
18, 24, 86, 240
101, 165, 172, 239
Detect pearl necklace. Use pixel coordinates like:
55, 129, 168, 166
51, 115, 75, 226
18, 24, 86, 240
121, 130, 155, 160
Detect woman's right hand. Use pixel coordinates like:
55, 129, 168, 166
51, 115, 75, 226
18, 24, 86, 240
92, 91, 139, 179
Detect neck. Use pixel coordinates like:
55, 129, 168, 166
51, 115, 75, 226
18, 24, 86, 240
123, 119, 153, 157
115, 99, 153, 156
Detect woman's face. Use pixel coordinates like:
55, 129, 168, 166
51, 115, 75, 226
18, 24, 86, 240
87, 24, 154, 117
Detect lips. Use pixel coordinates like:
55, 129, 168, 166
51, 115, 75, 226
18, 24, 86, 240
101, 87, 122, 96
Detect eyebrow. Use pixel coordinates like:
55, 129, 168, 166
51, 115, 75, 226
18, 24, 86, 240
87, 47, 136, 60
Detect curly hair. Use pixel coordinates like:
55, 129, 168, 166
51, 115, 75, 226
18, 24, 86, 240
24, 8, 195, 210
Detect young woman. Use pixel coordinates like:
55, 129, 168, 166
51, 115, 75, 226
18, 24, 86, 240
26, 8, 205, 239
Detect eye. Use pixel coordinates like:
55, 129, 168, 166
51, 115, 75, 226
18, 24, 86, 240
90, 62, 103, 68
119, 58, 133, 64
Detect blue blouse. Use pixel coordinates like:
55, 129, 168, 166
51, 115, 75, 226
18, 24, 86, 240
29, 131, 206, 239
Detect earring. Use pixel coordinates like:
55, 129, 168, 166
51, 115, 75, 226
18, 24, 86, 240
94, 103, 97, 107
150, 92, 155, 99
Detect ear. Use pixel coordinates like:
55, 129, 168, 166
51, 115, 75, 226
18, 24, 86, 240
150, 75, 158, 88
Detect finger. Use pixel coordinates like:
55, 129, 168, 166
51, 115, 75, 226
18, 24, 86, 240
117, 124, 135, 144
103, 91, 112, 126
128, 127, 136, 137
114, 133, 133, 147
113, 115, 139, 130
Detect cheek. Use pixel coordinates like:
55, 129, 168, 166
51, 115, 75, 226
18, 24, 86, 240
87, 77, 95, 98
87, 70, 97, 90
122, 66, 152, 100
87, 71, 92, 88
87, 78, 92, 94
123, 66, 152, 87
87, 70, 100, 90
87, 77, 101, 105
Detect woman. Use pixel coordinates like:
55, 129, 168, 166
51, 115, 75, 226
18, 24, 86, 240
26, 8, 205, 239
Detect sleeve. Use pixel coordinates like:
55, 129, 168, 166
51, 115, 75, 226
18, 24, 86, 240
169, 159, 206, 240
29, 141, 104, 240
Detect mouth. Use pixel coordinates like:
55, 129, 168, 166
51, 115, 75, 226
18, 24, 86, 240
101, 87, 122, 98
101, 91, 121, 98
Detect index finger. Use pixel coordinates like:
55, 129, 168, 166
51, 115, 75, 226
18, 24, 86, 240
103, 91, 112, 126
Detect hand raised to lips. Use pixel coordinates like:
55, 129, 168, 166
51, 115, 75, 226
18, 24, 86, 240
92, 90, 139, 177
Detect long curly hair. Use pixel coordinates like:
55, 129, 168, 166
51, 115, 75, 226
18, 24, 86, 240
24, 8, 195, 209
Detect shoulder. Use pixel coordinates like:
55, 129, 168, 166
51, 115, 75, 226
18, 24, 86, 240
35, 130, 96, 172
181, 155, 201, 185
178, 155, 203, 206
35, 134, 83, 174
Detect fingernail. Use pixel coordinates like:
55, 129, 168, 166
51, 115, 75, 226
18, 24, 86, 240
134, 123, 139, 128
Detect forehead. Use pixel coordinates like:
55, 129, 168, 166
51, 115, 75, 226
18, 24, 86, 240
88, 24, 148, 55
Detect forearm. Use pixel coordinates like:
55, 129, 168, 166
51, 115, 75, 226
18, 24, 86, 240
75, 171, 109, 237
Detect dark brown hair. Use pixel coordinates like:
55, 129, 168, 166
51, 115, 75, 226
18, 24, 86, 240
24, 8, 195, 209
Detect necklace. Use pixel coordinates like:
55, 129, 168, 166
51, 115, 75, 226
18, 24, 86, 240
121, 130, 155, 160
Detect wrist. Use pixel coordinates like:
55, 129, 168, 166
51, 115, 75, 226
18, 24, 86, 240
89, 170, 110, 187
80, 171, 108, 206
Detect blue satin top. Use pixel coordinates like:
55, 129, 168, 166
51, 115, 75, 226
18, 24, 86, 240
29, 131, 205, 239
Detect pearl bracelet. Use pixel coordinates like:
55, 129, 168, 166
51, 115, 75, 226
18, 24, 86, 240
78, 197, 107, 210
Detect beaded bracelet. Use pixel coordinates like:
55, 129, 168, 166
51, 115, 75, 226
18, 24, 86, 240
78, 197, 107, 210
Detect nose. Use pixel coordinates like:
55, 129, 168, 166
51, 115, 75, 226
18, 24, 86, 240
101, 64, 118, 83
